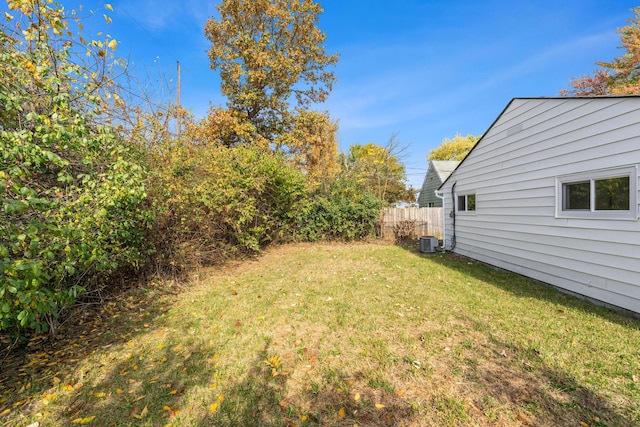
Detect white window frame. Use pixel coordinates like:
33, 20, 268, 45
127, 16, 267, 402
456, 192, 476, 214
555, 165, 638, 220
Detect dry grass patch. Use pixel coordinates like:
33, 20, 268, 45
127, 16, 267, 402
1, 242, 639, 426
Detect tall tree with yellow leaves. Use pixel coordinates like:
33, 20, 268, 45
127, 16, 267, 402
341, 134, 415, 204
275, 109, 339, 187
428, 134, 479, 161
204, 0, 339, 143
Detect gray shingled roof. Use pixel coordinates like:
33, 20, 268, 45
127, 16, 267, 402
430, 160, 460, 182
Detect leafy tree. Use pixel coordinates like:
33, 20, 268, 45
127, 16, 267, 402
428, 133, 479, 161
204, 0, 339, 143
341, 135, 414, 205
275, 109, 339, 187
561, 7, 640, 95
559, 70, 610, 96
184, 106, 266, 148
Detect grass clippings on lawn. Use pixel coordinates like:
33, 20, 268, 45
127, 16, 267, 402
1, 242, 639, 426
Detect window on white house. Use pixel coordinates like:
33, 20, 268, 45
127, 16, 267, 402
595, 176, 630, 210
563, 181, 590, 210
457, 193, 476, 212
457, 195, 466, 211
557, 166, 637, 219
467, 194, 476, 211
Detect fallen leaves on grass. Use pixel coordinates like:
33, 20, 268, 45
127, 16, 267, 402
163, 405, 180, 418
71, 415, 96, 424
264, 355, 283, 377
140, 406, 149, 418
209, 396, 228, 414
130, 405, 149, 419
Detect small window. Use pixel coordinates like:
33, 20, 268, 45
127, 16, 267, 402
467, 194, 476, 211
563, 181, 590, 210
557, 166, 637, 220
457, 195, 466, 211
457, 193, 476, 212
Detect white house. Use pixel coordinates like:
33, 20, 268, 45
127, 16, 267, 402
438, 96, 640, 315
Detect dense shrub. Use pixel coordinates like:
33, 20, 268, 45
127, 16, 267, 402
297, 177, 385, 241
0, 117, 153, 333
150, 143, 308, 270
0, 125, 152, 334
0, 14, 153, 334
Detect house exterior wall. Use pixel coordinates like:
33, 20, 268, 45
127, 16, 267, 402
440, 97, 640, 314
418, 162, 443, 207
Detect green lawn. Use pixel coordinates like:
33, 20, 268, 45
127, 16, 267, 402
1, 243, 639, 426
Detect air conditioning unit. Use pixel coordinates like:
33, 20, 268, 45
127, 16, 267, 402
419, 236, 438, 253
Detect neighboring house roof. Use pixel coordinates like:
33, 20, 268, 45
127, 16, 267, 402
430, 160, 459, 182
418, 160, 460, 207
418, 161, 459, 193
437, 95, 640, 190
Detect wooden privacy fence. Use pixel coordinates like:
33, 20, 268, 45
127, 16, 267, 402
379, 207, 443, 241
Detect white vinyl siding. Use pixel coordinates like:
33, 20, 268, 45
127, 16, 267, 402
440, 97, 640, 314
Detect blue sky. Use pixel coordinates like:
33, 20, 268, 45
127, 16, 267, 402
17, 1, 640, 188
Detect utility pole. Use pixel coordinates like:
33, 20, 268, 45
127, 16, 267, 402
176, 61, 181, 138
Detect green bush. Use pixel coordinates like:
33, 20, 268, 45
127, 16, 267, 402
151, 143, 308, 269
0, 19, 153, 334
296, 177, 385, 241
0, 117, 153, 334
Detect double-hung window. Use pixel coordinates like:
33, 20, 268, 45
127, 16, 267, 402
556, 166, 637, 220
